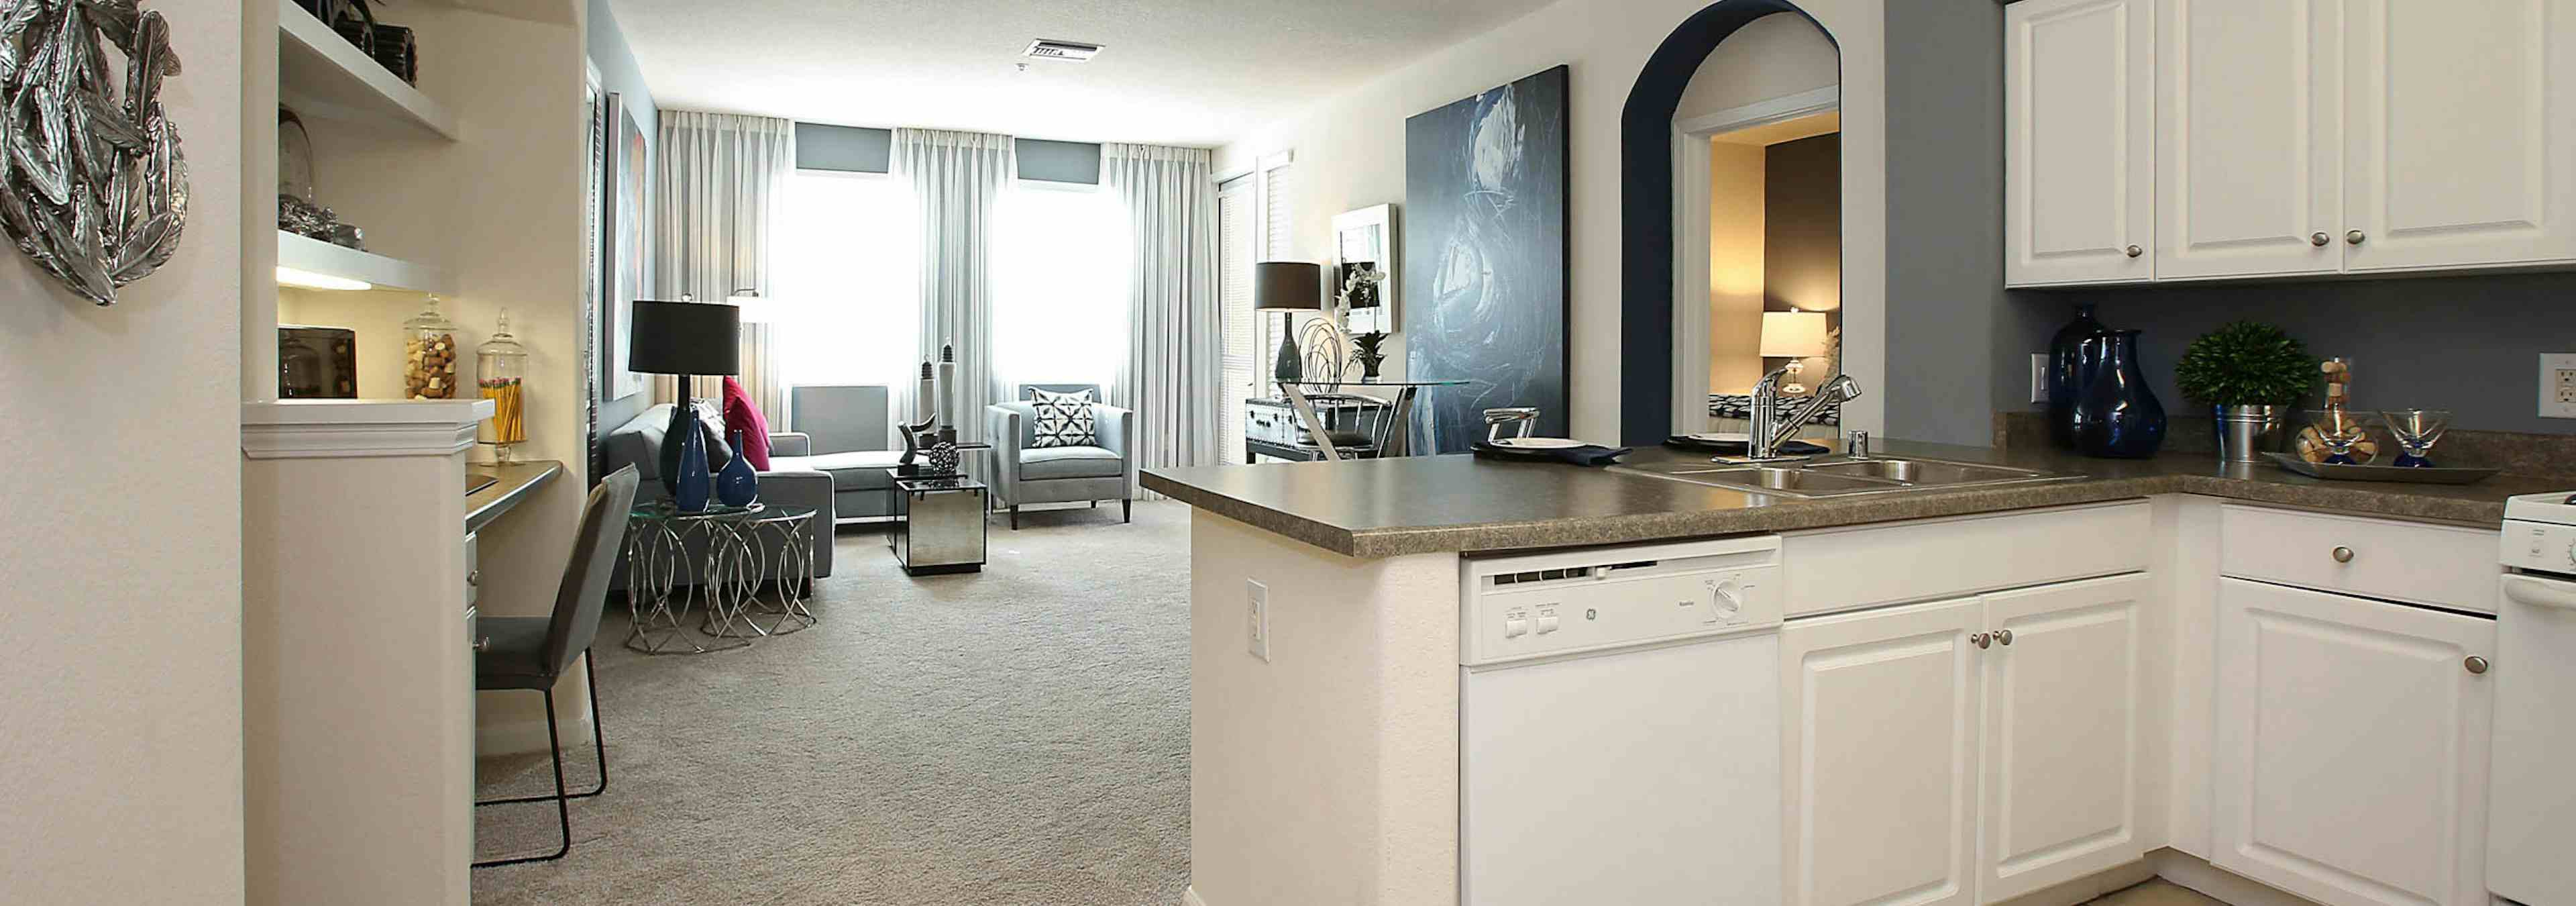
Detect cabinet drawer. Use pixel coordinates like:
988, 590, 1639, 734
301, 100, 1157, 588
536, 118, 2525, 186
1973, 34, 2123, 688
2218, 505, 2498, 613
1783, 501, 2151, 616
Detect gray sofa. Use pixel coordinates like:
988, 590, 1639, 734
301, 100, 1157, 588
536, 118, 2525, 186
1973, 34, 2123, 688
779, 385, 906, 523
603, 405, 835, 587
985, 383, 1134, 529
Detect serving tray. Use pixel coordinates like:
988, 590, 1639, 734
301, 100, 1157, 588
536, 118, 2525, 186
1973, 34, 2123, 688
2263, 452, 2498, 485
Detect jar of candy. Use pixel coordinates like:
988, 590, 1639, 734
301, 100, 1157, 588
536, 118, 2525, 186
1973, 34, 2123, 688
401, 295, 460, 399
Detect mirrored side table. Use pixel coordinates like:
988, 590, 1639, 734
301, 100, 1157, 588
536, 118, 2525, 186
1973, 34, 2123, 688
886, 471, 989, 576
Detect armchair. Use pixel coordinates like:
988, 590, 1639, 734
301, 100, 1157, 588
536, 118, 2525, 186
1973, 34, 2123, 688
985, 384, 1134, 530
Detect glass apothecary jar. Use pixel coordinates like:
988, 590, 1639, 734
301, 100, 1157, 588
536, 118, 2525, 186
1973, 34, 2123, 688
401, 295, 460, 399
477, 308, 529, 462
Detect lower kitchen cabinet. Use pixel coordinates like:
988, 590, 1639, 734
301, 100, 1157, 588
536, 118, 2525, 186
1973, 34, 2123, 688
1782, 572, 2148, 906
2212, 577, 2496, 906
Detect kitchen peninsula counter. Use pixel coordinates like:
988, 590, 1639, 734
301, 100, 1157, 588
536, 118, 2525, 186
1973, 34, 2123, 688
1143, 440, 2559, 558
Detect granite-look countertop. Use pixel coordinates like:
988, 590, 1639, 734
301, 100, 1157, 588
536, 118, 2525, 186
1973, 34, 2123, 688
1142, 440, 2567, 558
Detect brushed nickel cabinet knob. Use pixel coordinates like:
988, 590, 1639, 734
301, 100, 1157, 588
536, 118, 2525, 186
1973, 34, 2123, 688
2331, 546, 2355, 563
2346, 230, 2366, 245
2466, 656, 2489, 674
1996, 629, 2015, 646
1972, 632, 1993, 650
472, 637, 492, 653
2125, 244, 2143, 258
2311, 232, 2330, 246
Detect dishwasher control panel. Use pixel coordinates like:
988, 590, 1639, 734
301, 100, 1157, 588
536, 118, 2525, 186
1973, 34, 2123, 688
1461, 536, 1783, 666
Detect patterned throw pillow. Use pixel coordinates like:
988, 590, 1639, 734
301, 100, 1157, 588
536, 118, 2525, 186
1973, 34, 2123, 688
1029, 388, 1099, 449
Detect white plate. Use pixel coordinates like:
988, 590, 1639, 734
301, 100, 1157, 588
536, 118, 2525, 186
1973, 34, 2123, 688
1492, 437, 1589, 450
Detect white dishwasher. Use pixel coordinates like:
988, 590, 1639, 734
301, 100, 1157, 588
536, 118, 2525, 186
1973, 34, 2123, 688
2493, 493, 2576, 906
1460, 536, 1784, 906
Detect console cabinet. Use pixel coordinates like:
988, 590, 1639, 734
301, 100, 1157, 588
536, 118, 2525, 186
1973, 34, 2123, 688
2008, 0, 2576, 287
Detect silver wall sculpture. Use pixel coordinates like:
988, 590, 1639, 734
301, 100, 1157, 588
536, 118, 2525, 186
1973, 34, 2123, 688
0, 0, 186, 306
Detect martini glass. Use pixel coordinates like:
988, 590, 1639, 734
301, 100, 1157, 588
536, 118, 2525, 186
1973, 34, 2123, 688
2306, 409, 2371, 465
2379, 409, 2453, 468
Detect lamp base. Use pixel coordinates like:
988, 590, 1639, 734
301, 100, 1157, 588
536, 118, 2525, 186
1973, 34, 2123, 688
1272, 319, 1303, 383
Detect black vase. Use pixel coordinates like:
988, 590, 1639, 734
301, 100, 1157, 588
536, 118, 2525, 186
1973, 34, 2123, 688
2074, 330, 2167, 459
2047, 303, 2110, 448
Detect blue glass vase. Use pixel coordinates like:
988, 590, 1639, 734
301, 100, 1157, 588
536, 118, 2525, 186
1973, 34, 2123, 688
2074, 330, 2167, 459
716, 430, 760, 507
2047, 303, 2110, 448
674, 420, 713, 512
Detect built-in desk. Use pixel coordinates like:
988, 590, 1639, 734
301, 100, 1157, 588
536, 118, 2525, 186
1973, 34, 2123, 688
466, 460, 561, 534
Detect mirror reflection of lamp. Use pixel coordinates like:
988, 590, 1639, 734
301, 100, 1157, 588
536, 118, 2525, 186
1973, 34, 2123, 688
1760, 309, 1829, 395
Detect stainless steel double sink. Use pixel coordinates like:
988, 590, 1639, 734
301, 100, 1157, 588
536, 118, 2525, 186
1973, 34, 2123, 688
1612, 456, 2081, 499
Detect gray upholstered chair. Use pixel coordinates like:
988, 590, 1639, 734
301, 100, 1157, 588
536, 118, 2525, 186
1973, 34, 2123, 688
985, 383, 1134, 530
472, 465, 638, 868
771, 384, 906, 522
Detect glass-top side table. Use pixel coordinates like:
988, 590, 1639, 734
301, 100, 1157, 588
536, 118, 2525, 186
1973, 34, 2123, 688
1277, 379, 1472, 460
885, 471, 988, 576
623, 501, 819, 654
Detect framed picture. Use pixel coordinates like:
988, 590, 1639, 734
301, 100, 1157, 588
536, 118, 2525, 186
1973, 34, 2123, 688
1332, 204, 1398, 334
1403, 64, 1571, 451
599, 92, 650, 401
583, 68, 606, 476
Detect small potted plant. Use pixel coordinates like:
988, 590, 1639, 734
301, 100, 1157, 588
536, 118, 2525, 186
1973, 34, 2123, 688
2174, 321, 2318, 463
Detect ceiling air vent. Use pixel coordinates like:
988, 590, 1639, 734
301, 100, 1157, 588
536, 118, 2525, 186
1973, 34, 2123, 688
1024, 39, 1104, 62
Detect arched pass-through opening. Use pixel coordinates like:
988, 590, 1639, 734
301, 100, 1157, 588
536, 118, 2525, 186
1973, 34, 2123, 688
1620, 0, 1840, 445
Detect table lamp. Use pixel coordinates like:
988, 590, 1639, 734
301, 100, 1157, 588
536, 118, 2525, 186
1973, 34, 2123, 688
1761, 309, 1830, 395
1255, 261, 1323, 388
630, 297, 741, 493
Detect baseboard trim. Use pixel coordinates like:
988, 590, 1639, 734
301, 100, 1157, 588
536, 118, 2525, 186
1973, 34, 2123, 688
1994, 857, 2163, 906
1182, 885, 1207, 906
2150, 850, 2324, 906
476, 713, 596, 758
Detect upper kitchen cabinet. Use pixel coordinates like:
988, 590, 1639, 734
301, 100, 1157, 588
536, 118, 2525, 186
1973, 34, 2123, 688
2006, 0, 2156, 287
2008, 0, 2576, 287
2341, 0, 2576, 273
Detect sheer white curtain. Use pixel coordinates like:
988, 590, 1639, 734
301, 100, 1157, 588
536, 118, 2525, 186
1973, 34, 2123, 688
1103, 143, 1221, 476
767, 170, 920, 434
892, 128, 1014, 446
655, 110, 795, 416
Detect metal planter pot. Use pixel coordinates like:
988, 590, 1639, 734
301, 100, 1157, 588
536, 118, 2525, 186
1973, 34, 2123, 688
2214, 404, 2290, 464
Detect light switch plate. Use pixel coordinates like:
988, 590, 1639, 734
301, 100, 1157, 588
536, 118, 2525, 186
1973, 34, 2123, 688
1246, 579, 1270, 662
2030, 354, 2049, 404
2543, 354, 2576, 419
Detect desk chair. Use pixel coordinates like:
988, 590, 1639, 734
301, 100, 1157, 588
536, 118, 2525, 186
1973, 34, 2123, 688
470, 465, 638, 868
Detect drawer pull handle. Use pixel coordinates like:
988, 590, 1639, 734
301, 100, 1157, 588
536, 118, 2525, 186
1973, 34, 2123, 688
1996, 629, 2015, 646
1971, 632, 1993, 650
2330, 546, 2355, 564
2465, 656, 2489, 675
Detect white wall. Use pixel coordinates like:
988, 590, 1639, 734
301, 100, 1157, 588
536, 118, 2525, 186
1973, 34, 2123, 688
0, 3, 248, 902
1709, 142, 1766, 394
1217, 0, 1886, 442
1673, 11, 1840, 123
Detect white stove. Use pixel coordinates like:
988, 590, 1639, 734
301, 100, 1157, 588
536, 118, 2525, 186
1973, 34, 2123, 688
2491, 492, 2576, 906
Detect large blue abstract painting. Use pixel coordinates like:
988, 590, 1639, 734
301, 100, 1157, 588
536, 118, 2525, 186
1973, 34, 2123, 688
1403, 65, 1571, 451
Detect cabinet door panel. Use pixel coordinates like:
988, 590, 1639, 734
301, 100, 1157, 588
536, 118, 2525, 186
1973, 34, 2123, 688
1783, 597, 1982, 906
2343, 0, 2576, 271
1978, 574, 2147, 903
2156, 0, 2341, 280
2006, 0, 2155, 286
2213, 578, 2496, 906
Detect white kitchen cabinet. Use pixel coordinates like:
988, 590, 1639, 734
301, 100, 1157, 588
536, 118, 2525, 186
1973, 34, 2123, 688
2212, 577, 2496, 906
2006, 0, 2156, 287
2153, 0, 2343, 281
1978, 574, 2147, 903
1782, 597, 1984, 906
1782, 572, 2149, 906
2340, 0, 2576, 273
2012, 0, 2576, 286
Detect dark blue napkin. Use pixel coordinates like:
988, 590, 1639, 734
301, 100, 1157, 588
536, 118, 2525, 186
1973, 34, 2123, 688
1472, 441, 1631, 467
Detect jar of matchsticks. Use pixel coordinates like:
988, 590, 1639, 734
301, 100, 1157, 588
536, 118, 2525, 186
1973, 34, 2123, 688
476, 308, 529, 462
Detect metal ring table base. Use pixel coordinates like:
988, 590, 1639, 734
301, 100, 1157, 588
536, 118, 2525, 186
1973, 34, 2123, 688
622, 509, 818, 654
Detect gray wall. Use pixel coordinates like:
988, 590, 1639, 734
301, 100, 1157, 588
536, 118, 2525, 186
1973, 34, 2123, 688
793, 123, 1102, 185
1765, 133, 1841, 315
590, 0, 658, 443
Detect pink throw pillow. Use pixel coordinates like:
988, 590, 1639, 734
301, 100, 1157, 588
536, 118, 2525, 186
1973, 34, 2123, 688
721, 377, 771, 470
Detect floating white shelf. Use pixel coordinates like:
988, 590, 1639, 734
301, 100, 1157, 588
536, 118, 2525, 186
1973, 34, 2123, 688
277, 0, 459, 140
278, 231, 453, 295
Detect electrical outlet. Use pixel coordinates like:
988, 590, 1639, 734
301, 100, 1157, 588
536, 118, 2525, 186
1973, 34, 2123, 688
2030, 354, 2049, 404
1246, 579, 1270, 662
2545, 354, 2576, 419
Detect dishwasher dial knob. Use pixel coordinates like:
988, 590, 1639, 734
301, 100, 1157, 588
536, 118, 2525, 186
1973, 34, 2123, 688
1711, 579, 1746, 620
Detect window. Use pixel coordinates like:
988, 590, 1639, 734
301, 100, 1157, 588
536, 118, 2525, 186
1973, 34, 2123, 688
1217, 176, 1255, 462
767, 170, 919, 391
994, 184, 1131, 393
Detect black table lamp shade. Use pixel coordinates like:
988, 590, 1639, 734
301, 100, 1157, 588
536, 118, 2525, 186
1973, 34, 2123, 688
629, 299, 741, 376
1252, 261, 1322, 311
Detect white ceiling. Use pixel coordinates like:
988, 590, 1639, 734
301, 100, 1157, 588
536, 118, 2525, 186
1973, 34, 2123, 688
603, 0, 1560, 148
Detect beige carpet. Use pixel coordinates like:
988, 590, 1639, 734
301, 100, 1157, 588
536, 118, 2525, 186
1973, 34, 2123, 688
471, 500, 1189, 905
